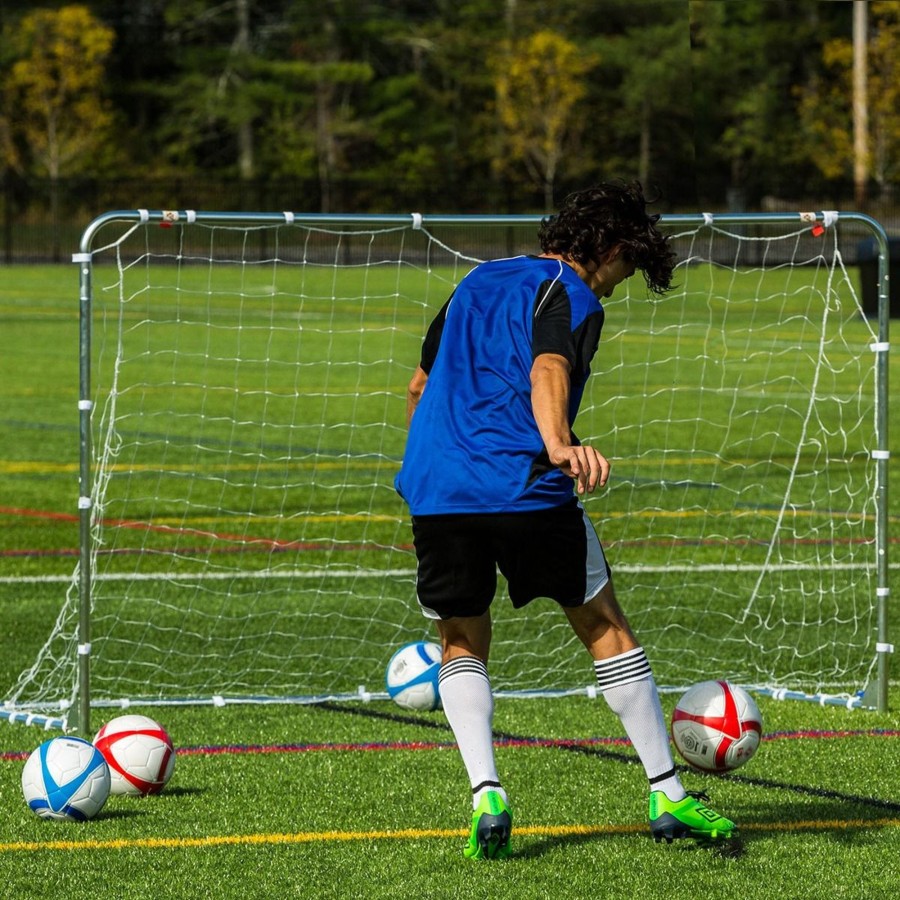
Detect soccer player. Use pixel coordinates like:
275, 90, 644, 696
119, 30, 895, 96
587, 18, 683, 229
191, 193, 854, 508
395, 181, 736, 860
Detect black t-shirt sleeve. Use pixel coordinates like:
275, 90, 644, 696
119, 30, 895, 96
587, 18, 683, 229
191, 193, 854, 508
532, 280, 604, 375
420, 296, 452, 374
532, 280, 576, 365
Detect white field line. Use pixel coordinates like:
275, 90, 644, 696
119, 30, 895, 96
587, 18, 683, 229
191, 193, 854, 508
2, 561, 897, 586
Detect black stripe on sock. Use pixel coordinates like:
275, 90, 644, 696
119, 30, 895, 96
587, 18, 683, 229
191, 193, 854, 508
648, 767, 677, 786
593, 649, 647, 675
438, 655, 488, 683
593, 650, 651, 690
472, 780, 503, 795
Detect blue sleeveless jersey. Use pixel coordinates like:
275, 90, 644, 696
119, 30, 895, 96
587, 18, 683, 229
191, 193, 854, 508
395, 255, 604, 515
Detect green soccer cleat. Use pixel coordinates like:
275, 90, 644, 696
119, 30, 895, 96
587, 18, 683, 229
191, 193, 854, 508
463, 791, 513, 860
649, 790, 737, 843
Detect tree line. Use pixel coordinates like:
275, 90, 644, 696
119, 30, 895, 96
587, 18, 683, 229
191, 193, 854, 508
1, 0, 899, 216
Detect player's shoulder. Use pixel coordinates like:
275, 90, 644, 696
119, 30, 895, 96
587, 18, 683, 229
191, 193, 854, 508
490, 254, 563, 268
475, 254, 573, 282
467, 256, 595, 307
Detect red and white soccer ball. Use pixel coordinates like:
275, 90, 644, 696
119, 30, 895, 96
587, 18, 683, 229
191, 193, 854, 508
671, 680, 763, 773
93, 714, 175, 796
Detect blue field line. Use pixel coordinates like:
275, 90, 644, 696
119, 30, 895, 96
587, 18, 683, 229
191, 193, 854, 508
0, 418, 401, 462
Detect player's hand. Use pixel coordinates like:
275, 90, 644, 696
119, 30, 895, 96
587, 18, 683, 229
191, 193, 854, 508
548, 445, 610, 494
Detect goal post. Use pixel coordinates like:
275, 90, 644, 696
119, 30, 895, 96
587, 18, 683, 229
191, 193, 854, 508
2, 208, 891, 732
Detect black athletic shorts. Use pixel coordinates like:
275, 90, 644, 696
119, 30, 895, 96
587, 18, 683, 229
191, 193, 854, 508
410, 498, 611, 620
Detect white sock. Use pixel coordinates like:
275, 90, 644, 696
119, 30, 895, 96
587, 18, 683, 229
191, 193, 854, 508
438, 656, 507, 809
594, 647, 686, 802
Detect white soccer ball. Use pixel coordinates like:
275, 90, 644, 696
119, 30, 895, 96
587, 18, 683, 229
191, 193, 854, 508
386, 641, 442, 711
93, 714, 175, 796
671, 680, 763, 773
22, 736, 111, 821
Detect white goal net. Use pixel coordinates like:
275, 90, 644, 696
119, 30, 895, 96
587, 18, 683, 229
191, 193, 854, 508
3, 209, 891, 728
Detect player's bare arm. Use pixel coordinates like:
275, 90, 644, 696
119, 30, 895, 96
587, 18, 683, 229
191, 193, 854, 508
405, 365, 428, 426
530, 352, 610, 493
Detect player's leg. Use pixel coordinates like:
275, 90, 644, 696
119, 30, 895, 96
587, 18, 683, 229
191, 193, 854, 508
436, 612, 501, 807
516, 503, 737, 842
497, 498, 677, 793
564, 578, 686, 801
410, 512, 511, 860
564, 574, 737, 842
437, 614, 512, 860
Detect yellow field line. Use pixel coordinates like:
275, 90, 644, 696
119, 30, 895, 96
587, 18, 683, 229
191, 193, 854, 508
0, 454, 849, 476
1, 462, 390, 475
2, 818, 898, 853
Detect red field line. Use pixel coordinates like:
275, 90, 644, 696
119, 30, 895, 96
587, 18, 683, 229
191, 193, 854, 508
3, 730, 897, 764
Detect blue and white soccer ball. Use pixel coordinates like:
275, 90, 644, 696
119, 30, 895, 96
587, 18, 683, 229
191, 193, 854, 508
21, 736, 111, 821
386, 641, 442, 711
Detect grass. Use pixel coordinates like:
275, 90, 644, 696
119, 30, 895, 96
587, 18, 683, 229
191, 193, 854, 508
1, 696, 899, 899
1, 219, 899, 899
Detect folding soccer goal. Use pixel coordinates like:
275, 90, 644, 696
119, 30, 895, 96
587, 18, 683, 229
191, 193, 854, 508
2, 209, 892, 731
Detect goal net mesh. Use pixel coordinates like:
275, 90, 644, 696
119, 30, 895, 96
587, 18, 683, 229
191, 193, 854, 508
4, 212, 884, 718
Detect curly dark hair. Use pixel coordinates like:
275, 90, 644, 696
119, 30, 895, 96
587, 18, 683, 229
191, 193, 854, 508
538, 181, 676, 295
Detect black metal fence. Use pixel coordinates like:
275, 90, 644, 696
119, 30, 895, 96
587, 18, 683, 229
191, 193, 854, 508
0, 172, 533, 263
2, 172, 899, 267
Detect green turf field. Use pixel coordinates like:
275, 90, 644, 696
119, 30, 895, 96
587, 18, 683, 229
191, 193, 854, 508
1, 249, 898, 900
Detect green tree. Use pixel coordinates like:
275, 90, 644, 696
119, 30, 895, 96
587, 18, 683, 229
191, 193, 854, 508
493, 30, 596, 207
271, 0, 379, 210
148, 0, 284, 181
589, 3, 694, 202
689, 0, 846, 206
0, 0, 863, 216
410, 0, 517, 210
797, 0, 900, 198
